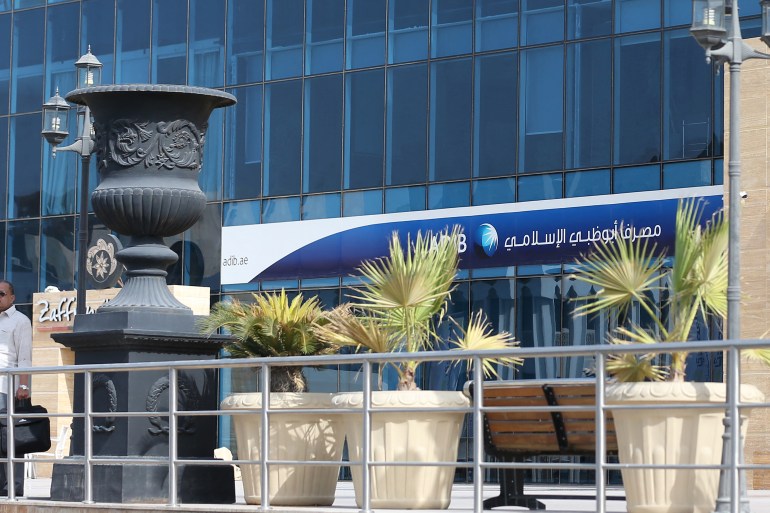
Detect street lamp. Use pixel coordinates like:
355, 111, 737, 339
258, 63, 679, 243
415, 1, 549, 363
41, 47, 102, 316
691, 2, 770, 513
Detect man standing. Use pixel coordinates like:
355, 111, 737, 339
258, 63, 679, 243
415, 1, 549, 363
0, 280, 31, 496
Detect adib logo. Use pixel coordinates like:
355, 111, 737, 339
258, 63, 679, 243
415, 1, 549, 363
475, 223, 498, 257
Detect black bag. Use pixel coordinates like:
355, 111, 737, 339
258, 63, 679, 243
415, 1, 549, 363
0, 399, 51, 456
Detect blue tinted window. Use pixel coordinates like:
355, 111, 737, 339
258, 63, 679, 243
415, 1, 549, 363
46, 3, 79, 102
224, 200, 261, 226
185, 203, 221, 289
522, 0, 564, 46
8, 114, 41, 218
474, 52, 517, 178
152, 0, 188, 84
266, 0, 303, 80
225, 85, 262, 200
82, 0, 116, 84
518, 174, 563, 202
116, 0, 151, 83
0, 1, 6, 11
615, 33, 661, 165
307, 0, 344, 75
0, 119, 8, 219
740, 1, 761, 16
0, 15, 8, 115
428, 182, 469, 209
303, 193, 341, 219
42, 108, 77, 215
475, 0, 517, 52
41, 217, 74, 292
568, 0, 611, 39
12, 9, 44, 114
264, 80, 302, 196
664, 30, 713, 160
520, 46, 563, 173
567, 39, 611, 169
263, 196, 300, 223
385, 185, 425, 213
345, 69, 384, 189
200, 107, 224, 201
189, 0, 225, 87
343, 190, 382, 216
387, 64, 427, 185
713, 66, 724, 157
616, 0, 660, 33
304, 74, 343, 193
227, 0, 264, 85
664, 0, 690, 26
472, 177, 515, 205
6, 220, 39, 303
565, 169, 610, 197
430, 58, 471, 181
431, 0, 472, 58
16, 0, 43, 7
714, 159, 723, 185
613, 164, 660, 193
663, 161, 711, 189
388, 0, 428, 64
346, 0, 386, 69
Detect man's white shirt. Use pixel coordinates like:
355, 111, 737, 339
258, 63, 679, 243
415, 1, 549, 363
0, 305, 31, 394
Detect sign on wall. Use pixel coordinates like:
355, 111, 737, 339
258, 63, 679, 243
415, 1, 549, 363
221, 186, 724, 285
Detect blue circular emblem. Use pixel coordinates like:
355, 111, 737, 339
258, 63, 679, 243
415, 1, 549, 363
475, 223, 498, 257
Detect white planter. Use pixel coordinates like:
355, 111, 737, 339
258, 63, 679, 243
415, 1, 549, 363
220, 392, 343, 506
333, 390, 469, 509
605, 382, 764, 513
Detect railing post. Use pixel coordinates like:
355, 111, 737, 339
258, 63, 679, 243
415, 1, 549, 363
472, 357, 484, 513
361, 361, 373, 513
595, 352, 607, 513
83, 370, 94, 503
168, 367, 178, 507
260, 363, 270, 511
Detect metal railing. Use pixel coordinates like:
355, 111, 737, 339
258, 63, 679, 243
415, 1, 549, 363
0, 338, 768, 512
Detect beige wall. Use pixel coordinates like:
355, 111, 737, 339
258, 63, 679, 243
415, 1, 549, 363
725, 38, 770, 490
29, 286, 210, 477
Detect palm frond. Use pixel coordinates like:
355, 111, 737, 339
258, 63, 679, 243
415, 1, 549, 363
449, 312, 521, 378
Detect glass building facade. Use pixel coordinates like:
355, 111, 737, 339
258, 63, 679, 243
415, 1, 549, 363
0, 0, 753, 388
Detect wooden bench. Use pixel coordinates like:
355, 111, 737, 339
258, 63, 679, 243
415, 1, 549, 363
463, 379, 619, 510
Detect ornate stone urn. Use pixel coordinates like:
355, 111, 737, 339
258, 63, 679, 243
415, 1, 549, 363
65, 85, 235, 315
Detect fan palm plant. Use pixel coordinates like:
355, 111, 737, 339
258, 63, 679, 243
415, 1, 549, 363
574, 199, 769, 381
198, 290, 336, 392
315, 226, 520, 391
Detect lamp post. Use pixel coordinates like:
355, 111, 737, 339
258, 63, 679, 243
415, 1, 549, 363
691, 2, 770, 512
41, 47, 103, 316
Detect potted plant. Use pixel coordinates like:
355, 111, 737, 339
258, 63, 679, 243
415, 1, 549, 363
199, 290, 342, 506
315, 226, 520, 509
573, 200, 767, 513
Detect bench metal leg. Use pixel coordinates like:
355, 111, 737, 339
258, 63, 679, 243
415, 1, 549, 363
484, 465, 546, 510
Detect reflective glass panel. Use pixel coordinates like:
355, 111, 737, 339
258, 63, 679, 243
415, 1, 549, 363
152, 0, 188, 84
428, 182, 469, 209
474, 52, 517, 178
41, 217, 74, 292
41, 108, 77, 215
566, 39, 611, 169
663, 0, 690, 26
561, 276, 606, 375
430, 58, 471, 182
117, 0, 151, 83
264, 80, 302, 196
613, 164, 660, 193
46, 3, 79, 103
6, 219, 39, 303
616, 0, 660, 33
82, 0, 116, 84
263, 196, 300, 223
189, 0, 225, 87
223, 200, 261, 226
266, 0, 304, 80
0, 119, 7, 218
472, 177, 515, 205
663, 161, 712, 189
519, 46, 563, 173
386, 64, 427, 185
307, 0, 344, 75
345, 69, 384, 189
516, 276, 562, 379
0, 1, 6, 12
16, 0, 43, 8
8, 114, 41, 219
388, 0, 428, 64
200, 107, 224, 200
343, 189, 382, 216
518, 173, 563, 202
304, 74, 343, 193
346, 0, 386, 69
567, 0, 611, 39
227, 0, 264, 85
225, 85, 262, 200
302, 193, 341, 220
0, 14, 8, 115
11, 9, 44, 114
614, 33, 661, 165
431, 0, 472, 58
664, 30, 713, 160
471, 279, 515, 379
521, 0, 564, 45
714, 159, 723, 185
385, 185, 425, 213
475, 0, 517, 52
565, 169, 610, 197
184, 203, 221, 290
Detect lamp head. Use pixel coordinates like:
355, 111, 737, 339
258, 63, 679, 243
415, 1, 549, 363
691, 0, 727, 51
75, 46, 103, 89
41, 89, 70, 147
